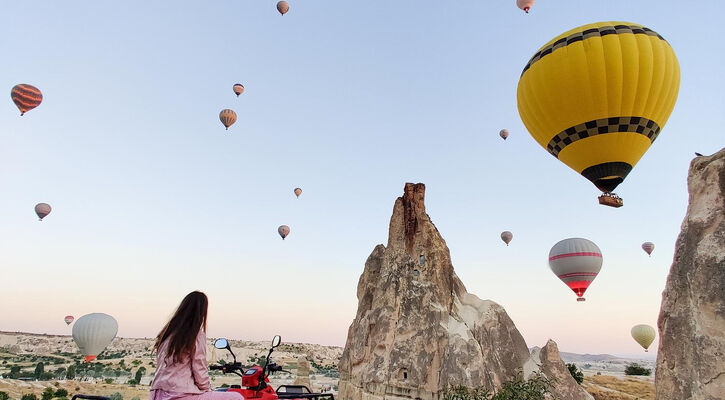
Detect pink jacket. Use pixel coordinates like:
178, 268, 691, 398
151, 329, 210, 394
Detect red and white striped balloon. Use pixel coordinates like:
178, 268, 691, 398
548, 238, 602, 302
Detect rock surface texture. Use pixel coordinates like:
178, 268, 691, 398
655, 149, 725, 400
527, 341, 594, 400
338, 183, 591, 400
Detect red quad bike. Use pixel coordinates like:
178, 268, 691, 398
211, 335, 335, 400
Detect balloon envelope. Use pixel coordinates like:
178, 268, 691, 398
277, 1, 289, 15
501, 231, 513, 245
72, 313, 118, 362
219, 109, 237, 130
294, 188, 302, 198
499, 129, 509, 140
233, 84, 244, 96
11, 84, 43, 115
548, 238, 602, 301
642, 242, 655, 256
278, 225, 290, 240
517, 22, 680, 196
631, 324, 656, 351
64, 316, 74, 325
516, 0, 535, 13
35, 203, 51, 220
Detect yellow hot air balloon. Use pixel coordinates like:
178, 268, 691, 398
631, 324, 656, 352
517, 22, 680, 207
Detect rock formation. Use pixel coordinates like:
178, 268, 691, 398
338, 183, 591, 400
655, 149, 725, 400
526, 340, 594, 400
294, 359, 313, 389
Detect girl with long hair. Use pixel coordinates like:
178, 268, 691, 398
150, 291, 241, 400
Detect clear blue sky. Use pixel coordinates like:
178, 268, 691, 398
1, 1, 722, 358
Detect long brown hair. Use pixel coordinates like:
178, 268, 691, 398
155, 291, 208, 363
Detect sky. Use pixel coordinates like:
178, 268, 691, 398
0, 1, 722, 360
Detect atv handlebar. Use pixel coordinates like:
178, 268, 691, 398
210, 362, 243, 373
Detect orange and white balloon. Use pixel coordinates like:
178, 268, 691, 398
219, 109, 237, 130
549, 238, 602, 302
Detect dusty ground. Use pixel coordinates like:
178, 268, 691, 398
583, 375, 655, 400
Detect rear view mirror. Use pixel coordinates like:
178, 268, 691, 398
214, 338, 229, 349
271, 335, 281, 348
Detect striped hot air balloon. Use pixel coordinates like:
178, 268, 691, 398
277, 1, 290, 15
219, 109, 237, 130
64, 315, 74, 326
72, 313, 118, 362
35, 203, 52, 221
278, 225, 290, 240
517, 22, 680, 206
642, 242, 655, 256
549, 238, 603, 302
11, 84, 43, 116
233, 84, 245, 97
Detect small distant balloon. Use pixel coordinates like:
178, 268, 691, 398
516, 0, 535, 13
64, 316, 74, 326
499, 129, 509, 140
631, 324, 656, 352
233, 84, 245, 97
219, 109, 237, 130
294, 188, 302, 198
642, 242, 655, 256
277, 1, 289, 15
278, 225, 290, 240
11, 84, 43, 116
501, 231, 513, 246
35, 203, 51, 221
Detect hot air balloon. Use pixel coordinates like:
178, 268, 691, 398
233, 84, 245, 97
501, 231, 513, 246
642, 242, 655, 256
516, 0, 535, 13
64, 316, 74, 326
499, 129, 509, 140
517, 22, 680, 207
11, 84, 43, 116
631, 324, 656, 352
294, 188, 302, 198
278, 225, 290, 240
219, 109, 237, 130
35, 203, 51, 221
72, 313, 118, 362
549, 238, 602, 302
277, 1, 289, 15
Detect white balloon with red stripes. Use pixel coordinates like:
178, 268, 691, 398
548, 238, 603, 302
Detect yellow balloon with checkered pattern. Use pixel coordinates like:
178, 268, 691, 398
517, 22, 680, 193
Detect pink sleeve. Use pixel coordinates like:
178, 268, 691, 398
192, 330, 211, 391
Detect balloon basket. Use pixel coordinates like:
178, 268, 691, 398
576, 297, 586, 302
598, 193, 623, 208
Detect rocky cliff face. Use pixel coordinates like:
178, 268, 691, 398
655, 149, 725, 400
338, 183, 591, 400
